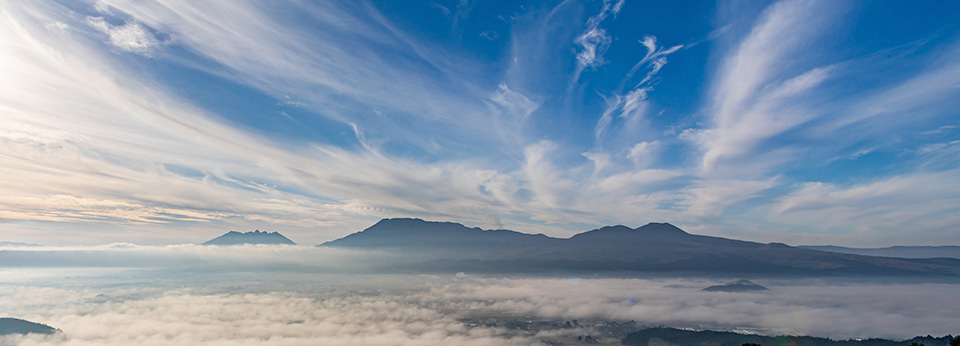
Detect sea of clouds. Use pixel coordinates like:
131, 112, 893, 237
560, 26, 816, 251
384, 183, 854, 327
1, 245, 958, 345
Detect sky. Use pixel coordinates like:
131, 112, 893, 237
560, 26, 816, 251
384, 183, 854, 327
1, 0, 959, 246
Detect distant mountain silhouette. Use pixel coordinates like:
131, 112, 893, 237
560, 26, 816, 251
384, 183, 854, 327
0, 318, 58, 335
0, 241, 40, 247
203, 230, 296, 245
622, 327, 956, 346
702, 279, 768, 292
800, 245, 960, 259
321, 218, 556, 253
321, 218, 960, 276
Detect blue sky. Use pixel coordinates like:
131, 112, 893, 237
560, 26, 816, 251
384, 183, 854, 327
1, 0, 958, 246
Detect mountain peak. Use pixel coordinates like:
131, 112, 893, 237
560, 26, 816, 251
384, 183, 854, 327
321, 218, 557, 248
569, 222, 687, 241
317, 219, 960, 276
585, 225, 634, 234
202, 230, 296, 246
702, 279, 768, 292
378, 217, 426, 224
358, 218, 473, 235
635, 222, 687, 234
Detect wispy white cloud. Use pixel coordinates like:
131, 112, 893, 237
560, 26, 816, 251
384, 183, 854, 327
774, 170, 960, 245
828, 43, 960, 134
0, 1, 516, 243
573, 0, 624, 74
624, 35, 683, 89
626, 141, 661, 168
92, 0, 513, 160
678, 178, 776, 217
0, 2, 694, 241
2, 0, 959, 247
694, 0, 841, 174
574, 27, 611, 69
522, 141, 574, 209
918, 125, 957, 136
693, 0, 960, 181
592, 34, 681, 152
487, 83, 541, 150
451, 0, 478, 33
85, 16, 160, 56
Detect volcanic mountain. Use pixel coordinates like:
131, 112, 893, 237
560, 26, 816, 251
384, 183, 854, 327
203, 230, 296, 246
702, 279, 768, 292
320, 218, 960, 276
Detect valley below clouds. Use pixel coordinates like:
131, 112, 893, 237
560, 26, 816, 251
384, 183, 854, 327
1, 245, 958, 345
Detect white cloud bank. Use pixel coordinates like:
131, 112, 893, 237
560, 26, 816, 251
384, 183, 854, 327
427, 277, 960, 340
0, 290, 531, 346
0, 243, 397, 272
1, 275, 958, 345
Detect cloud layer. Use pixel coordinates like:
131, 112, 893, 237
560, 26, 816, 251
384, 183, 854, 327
424, 277, 960, 340
0, 289, 532, 346
0, 244, 345, 269
1, 271, 958, 345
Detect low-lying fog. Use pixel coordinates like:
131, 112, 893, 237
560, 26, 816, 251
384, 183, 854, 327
1, 244, 958, 345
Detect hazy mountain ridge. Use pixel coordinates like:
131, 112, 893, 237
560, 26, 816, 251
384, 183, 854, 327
321, 218, 556, 250
800, 245, 960, 259
702, 279, 768, 292
621, 327, 957, 346
0, 241, 40, 247
321, 218, 960, 276
203, 230, 296, 246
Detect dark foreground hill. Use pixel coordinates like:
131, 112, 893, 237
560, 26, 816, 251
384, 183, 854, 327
320, 218, 960, 276
0, 318, 58, 335
622, 327, 957, 346
800, 245, 960, 259
202, 230, 296, 246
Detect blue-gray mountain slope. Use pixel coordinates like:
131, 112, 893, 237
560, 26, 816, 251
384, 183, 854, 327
203, 230, 296, 245
321, 218, 960, 276
702, 279, 768, 292
800, 245, 960, 259
622, 327, 957, 346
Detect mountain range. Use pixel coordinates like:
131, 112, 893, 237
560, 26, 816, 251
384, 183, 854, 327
702, 279, 768, 292
800, 245, 960, 259
320, 218, 960, 276
0, 241, 40, 247
202, 230, 296, 246
621, 327, 957, 346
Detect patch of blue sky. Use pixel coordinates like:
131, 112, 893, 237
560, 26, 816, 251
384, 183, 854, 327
147, 57, 360, 149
